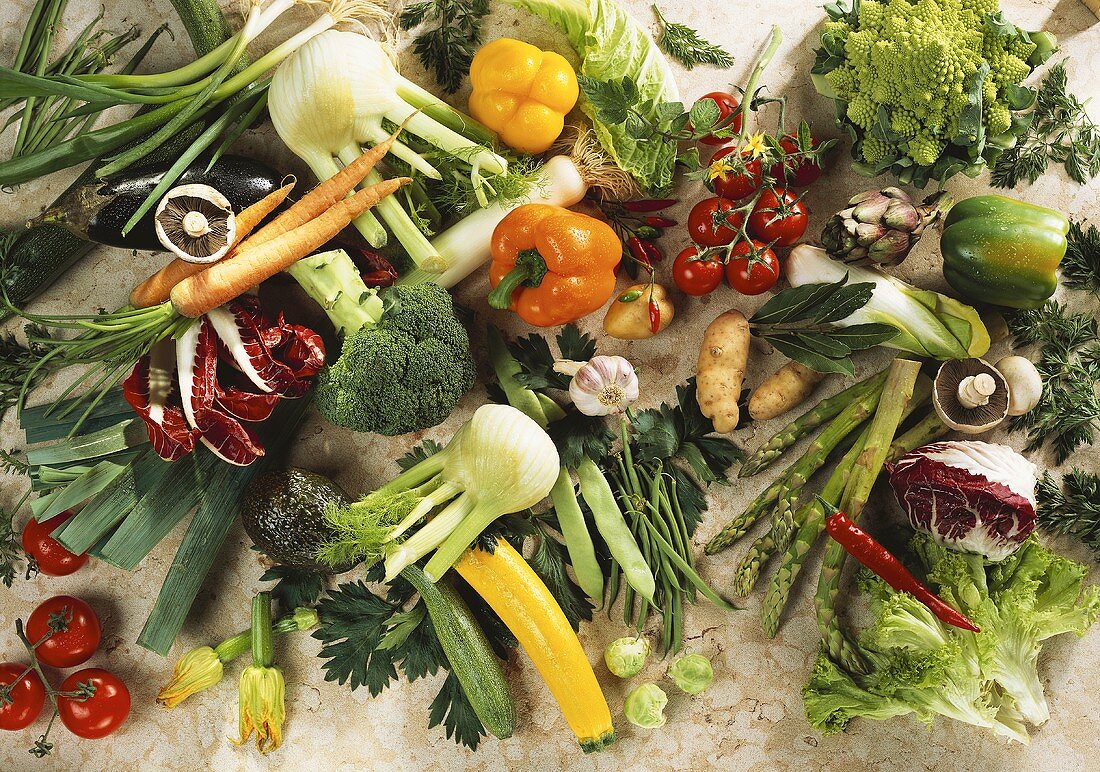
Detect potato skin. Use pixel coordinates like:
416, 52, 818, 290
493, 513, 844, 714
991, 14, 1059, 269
748, 361, 825, 421
603, 282, 675, 340
696, 310, 750, 433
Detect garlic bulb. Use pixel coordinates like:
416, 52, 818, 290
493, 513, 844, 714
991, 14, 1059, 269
568, 356, 639, 416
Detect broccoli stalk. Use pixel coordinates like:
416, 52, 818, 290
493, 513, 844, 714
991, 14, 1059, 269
286, 249, 476, 437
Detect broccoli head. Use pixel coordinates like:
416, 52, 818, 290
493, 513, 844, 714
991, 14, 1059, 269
286, 250, 476, 436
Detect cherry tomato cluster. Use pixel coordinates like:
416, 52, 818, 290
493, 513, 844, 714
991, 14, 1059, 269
672, 91, 830, 300
1, 594, 129, 753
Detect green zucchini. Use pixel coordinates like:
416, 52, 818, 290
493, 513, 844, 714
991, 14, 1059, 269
401, 565, 516, 740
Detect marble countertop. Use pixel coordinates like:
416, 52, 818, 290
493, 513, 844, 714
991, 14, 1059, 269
2, 0, 1098, 769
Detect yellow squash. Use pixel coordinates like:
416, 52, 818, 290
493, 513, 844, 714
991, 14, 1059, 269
468, 38, 578, 155
455, 538, 615, 752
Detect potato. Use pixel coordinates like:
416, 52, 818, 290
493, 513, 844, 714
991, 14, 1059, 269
696, 310, 750, 433
748, 361, 825, 421
603, 282, 675, 340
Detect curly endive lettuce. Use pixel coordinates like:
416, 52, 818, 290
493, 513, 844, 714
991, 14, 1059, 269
507, 0, 680, 192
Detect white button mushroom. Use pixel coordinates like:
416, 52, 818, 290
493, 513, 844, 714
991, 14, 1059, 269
995, 355, 1043, 417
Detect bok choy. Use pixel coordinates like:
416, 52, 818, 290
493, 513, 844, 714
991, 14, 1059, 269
319, 403, 559, 582
786, 245, 990, 360
269, 30, 509, 272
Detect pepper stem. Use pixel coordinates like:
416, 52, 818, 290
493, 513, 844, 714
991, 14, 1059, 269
251, 592, 274, 669
487, 249, 549, 310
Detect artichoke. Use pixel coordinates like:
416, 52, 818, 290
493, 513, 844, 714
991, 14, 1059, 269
822, 187, 949, 266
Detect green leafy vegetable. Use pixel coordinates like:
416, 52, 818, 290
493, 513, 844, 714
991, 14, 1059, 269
992, 61, 1100, 188
1061, 219, 1100, 296
260, 564, 327, 612
1037, 470, 1100, 554
650, 5, 733, 69
400, 0, 490, 94
1007, 302, 1100, 462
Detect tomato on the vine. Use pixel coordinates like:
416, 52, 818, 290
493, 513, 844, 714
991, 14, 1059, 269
769, 134, 823, 187
673, 247, 724, 296
22, 510, 88, 577
694, 92, 742, 146
726, 240, 781, 295
57, 668, 130, 740
687, 197, 743, 247
25, 595, 101, 669
748, 189, 808, 247
708, 146, 762, 201
0, 663, 46, 731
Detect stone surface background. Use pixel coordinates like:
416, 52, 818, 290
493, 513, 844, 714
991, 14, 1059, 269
1, 0, 1098, 769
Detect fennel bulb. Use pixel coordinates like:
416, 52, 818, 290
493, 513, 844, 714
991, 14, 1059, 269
319, 404, 560, 582
270, 30, 509, 271
786, 245, 990, 360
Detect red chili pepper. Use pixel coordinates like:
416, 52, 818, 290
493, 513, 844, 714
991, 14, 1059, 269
622, 198, 677, 213
824, 506, 981, 633
627, 236, 652, 268
361, 269, 397, 288
640, 239, 664, 264
648, 298, 661, 334
644, 215, 677, 228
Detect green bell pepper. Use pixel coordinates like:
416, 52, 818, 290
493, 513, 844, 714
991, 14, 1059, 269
940, 195, 1068, 309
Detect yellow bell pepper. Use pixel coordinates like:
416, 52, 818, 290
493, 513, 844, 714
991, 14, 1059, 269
468, 38, 579, 155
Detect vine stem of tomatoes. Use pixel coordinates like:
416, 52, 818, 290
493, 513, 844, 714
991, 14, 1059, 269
10, 612, 94, 757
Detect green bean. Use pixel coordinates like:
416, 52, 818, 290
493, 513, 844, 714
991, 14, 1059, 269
607, 559, 621, 617
634, 513, 738, 612
578, 456, 655, 602
549, 467, 604, 603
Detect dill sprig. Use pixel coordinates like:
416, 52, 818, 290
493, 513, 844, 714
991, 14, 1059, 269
991, 61, 1100, 188
1037, 469, 1100, 554
1007, 302, 1100, 463
651, 5, 734, 70
1062, 220, 1100, 296
399, 0, 490, 94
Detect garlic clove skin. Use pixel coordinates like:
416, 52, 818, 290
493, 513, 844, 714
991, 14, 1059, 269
569, 355, 640, 416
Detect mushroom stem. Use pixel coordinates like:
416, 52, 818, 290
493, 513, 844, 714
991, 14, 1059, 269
958, 373, 996, 409
182, 210, 212, 238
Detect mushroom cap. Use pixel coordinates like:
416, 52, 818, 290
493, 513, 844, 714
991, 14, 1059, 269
933, 358, 1010, 434
155, 183, 236, 264
995, 355, 1043, 416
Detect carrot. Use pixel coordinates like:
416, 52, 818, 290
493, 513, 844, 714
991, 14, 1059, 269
244, 121, 410, 251
129, 180, 296, 308
170, 177, 412, 318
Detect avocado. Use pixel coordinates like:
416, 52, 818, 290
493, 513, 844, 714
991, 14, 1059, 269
241, 467, 356, 571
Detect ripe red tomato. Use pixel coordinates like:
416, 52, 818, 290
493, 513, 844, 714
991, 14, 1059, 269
769, 134, 823, 187
25, 596, 101, 669
22, 510, 88, 577
726, 241, 781, 295
687, 197, 743, 248
694, 92, 742, 146
748, 189, 808, 247
0, 663, 46, 731
708, 146, 763, 201
57, 668, 130, 740
673, 247, 724, 296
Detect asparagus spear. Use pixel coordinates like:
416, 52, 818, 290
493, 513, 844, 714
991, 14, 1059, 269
739, 370, 888, 478
815, 359, 922, 673
761, 410, 947, 637
731, 379, 889, 595
704, 474, 788, 554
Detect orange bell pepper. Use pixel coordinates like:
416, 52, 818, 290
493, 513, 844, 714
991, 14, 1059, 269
488, 204, 621, 328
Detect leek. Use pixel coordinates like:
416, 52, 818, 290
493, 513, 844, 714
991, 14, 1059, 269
785, 245, 991, 360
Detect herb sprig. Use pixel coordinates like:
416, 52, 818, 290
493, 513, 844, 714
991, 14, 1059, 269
651, 5, 734, 70
1036, 469, 1100, 554
1007, 302, 1100, 462
1062, 220, 1100, 296
399, 0, 490, 94
748, 277, 898, 375
992, 61, 1100, 188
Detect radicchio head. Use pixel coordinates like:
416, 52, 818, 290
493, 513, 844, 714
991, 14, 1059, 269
888, 440, 1038, 562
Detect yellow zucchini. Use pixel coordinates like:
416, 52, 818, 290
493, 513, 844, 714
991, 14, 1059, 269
455, 538, 615, 752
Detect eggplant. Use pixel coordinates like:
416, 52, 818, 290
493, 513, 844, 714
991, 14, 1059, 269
33, 155, 283, 251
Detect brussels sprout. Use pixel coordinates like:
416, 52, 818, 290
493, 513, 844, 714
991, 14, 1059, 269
669, 653, 714, 695
604, 636, 650, 678
623, 683, 667, 729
